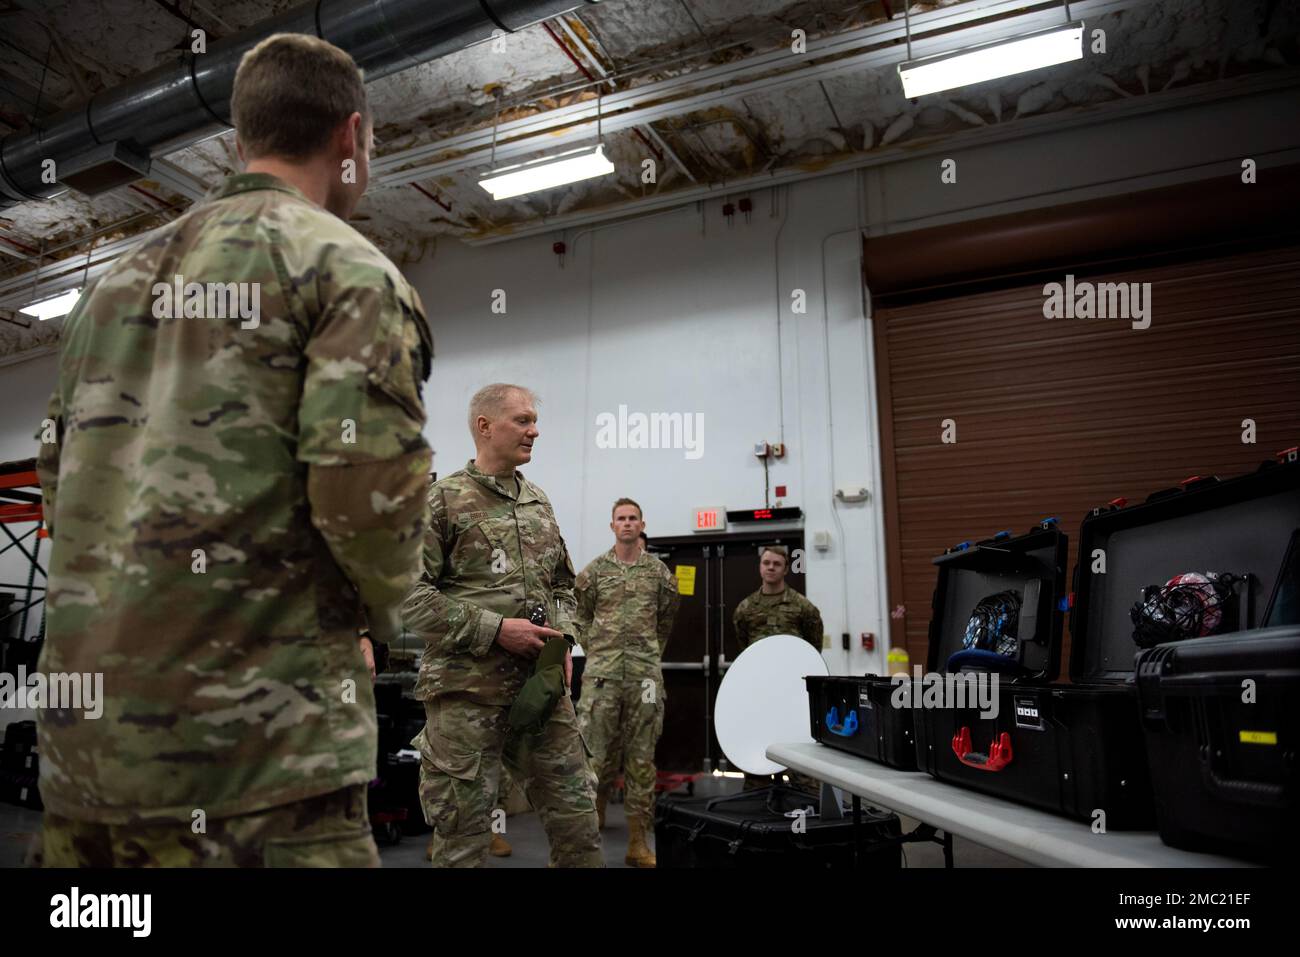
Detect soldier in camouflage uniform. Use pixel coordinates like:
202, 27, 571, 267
734, 546, 824, 651
34, 35, 431, 867
404, 384, 602, 868
733, 545, 825, 795
575, 498, 679, 868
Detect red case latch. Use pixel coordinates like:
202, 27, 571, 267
952, 727, 1014, 772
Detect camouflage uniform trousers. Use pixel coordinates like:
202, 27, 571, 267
41, 785, 377, 867
417, 692, 602, 868
576, 676, 664, 826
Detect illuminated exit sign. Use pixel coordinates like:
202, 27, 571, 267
693, 507, 727, 532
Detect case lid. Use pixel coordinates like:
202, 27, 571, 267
1071, 451, 1300, 683
926, 520, 1068, 681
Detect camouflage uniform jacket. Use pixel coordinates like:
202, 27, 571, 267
734, 586, 824, 651
404, 461, 578, 706
35, 172, 432, 824
575, 549, 679, 682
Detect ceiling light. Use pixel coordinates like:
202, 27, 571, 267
898, 21, 1085, 98
19, 288, 81, 321
479, 144, 615, 201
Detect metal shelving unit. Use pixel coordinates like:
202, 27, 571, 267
0, 458, 46, 646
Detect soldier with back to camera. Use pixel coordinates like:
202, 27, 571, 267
35, 34, 431, 867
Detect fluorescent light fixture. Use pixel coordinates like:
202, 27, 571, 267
479, 143, 615, 200
898, 21, 1085, 98
19, 288, 81, 321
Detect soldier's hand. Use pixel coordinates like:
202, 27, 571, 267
564, 649, 573, 689
497, 618, 562, 659
359, 636, 376, 682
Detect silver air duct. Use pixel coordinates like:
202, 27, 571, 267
0, 0, 601, 210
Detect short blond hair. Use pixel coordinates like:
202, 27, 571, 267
468, 383, 537, 435
232, 33, 369, 161
760, 545, 789, 566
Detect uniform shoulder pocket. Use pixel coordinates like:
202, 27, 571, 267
367, 278, 431, 422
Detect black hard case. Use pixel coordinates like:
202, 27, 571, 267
2, 719, 37, 754
1138, 628, 1299, 861
654, 785, 901, 868
0, 769, 41, 810
1133, 455, 1300, 861
914, 521, 1159, 829
805, 673, 918, 769
807, 524, 1064, 772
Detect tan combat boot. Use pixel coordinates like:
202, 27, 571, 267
625, 817, 656, 868
490, 834, 513, 857
596, 790, 607, 830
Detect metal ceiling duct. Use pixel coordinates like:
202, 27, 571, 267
0, 0, 601, 210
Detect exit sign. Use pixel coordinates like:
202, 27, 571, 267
693, 507, 727, 532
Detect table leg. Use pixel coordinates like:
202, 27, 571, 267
942, 829, 954, 868
852, 794, 862, 869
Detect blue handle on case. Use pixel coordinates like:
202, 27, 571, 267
826, 706, 859, 737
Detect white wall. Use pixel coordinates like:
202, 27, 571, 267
0, 351, 58, 641
406, 172, 891, 676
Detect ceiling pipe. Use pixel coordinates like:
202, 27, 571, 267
0, 0, 601, 210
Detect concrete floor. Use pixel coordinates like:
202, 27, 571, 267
0, 803, 40, 868
1, 774, 1024, 868
378, 785, 640, 868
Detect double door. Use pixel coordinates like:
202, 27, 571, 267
648, 530, 806, 772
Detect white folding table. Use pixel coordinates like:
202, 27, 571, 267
768, 742, 1254, 868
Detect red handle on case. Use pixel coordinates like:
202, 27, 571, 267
952, 727, 1014, 772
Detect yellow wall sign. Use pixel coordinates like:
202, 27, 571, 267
675, 564, 697, 597
1239, 730, 1277, 745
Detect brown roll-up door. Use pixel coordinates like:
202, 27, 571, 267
874, 243, 1300, 674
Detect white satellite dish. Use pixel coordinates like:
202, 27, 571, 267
715, 634, 828, 775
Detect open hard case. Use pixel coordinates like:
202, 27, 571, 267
807, 522, 1065, 772
1133, 448, 1300, 861
908, 519, 1158, 827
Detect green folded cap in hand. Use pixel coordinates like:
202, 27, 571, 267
507, 636, 570, 733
